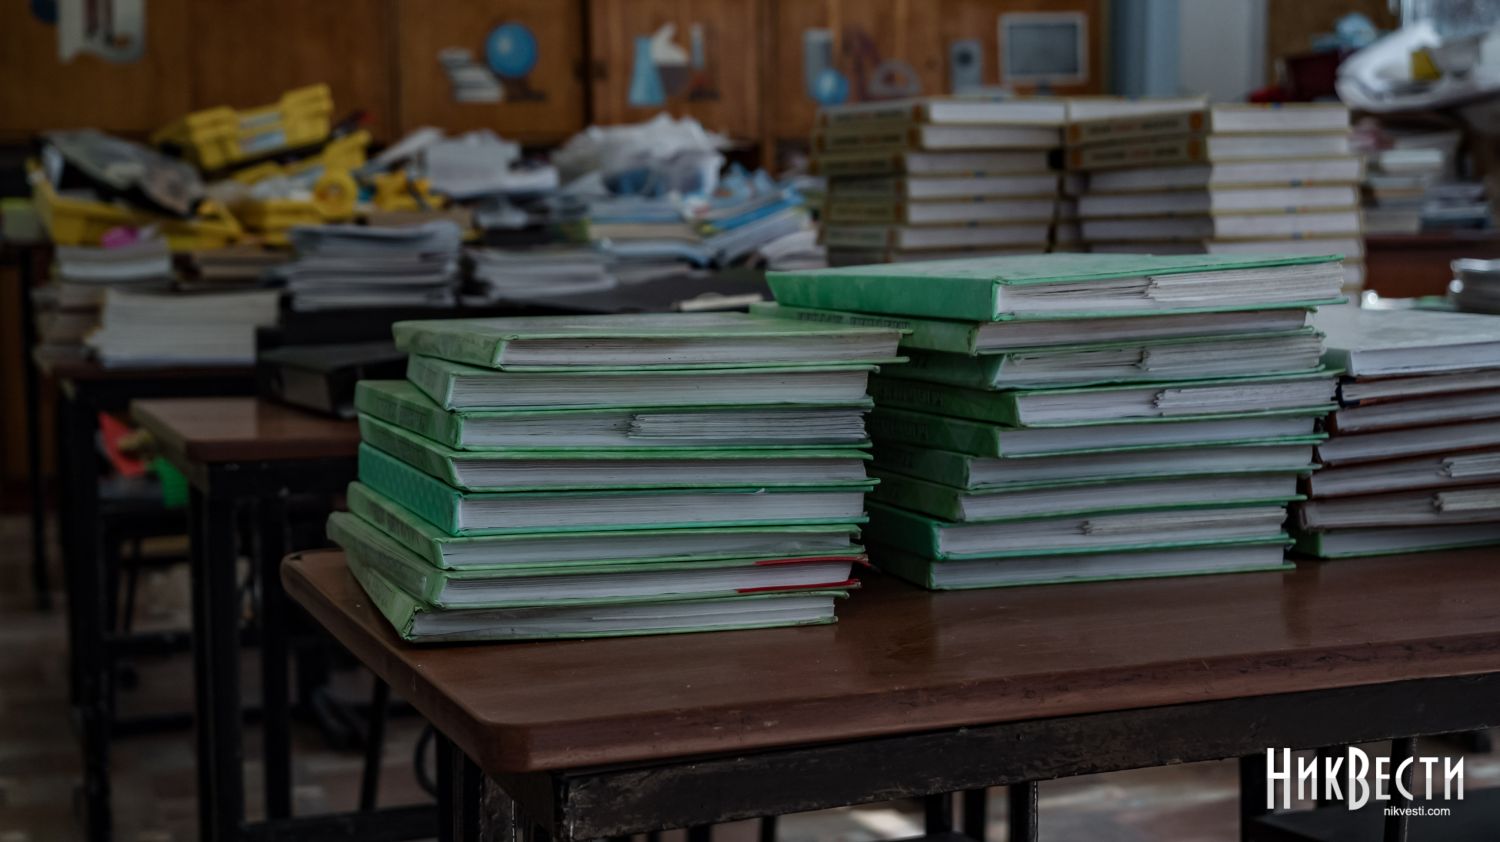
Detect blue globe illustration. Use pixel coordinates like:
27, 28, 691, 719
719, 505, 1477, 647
486, 22, 538, 79
812, 67, 849, 105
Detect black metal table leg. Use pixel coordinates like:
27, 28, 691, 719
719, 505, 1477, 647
18, 246, 49, 610
437, 733, 482, 842
923, 793, 953, 833
192, 487, 244, 842
1240, 753, 1269, 842
961, 788, 988, 840
1384, 737, 1416, 842
361, 678, 392, 812
258, 494, 293, 821
60, 387, 111, 842
1008, 783, 1037, 842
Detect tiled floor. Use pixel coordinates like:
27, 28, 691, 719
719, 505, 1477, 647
2, 511, 1495, 841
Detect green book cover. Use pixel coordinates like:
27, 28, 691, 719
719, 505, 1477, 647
1291, 529, 1500, 559
768, 253, 1342, 321
357, 379, 874, 451
346, 482, 863, 570
357, 445, 874, 536
868, 468, 1304, 523
867, 407, 1326, 458
343, 549, 849, 643
406, 353, 882, 412
357, 414, 871, 492
869, 369, 1337, 427
868, 541, 1293, 591
392, 312, 901, 370
331, 511, 863, 608
750, 302, 983, 354
864, 500, 1289, 560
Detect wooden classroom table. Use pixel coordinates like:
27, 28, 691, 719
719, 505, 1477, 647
286, 546, 1500, 842
128, 397, 429, 842
39, 356, 256, 842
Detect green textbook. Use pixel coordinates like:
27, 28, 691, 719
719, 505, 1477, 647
355, 380, 873, 450
768, 253, 1344, 321
328, 511, 862, 608
357, 414, 871, 492
346, 482, 863, 570
391, 311, 901, 370
866, 407, 1324, 458
357, 445, 873, 535
345, 549, 850, 643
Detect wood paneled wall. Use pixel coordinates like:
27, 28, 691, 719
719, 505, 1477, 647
1265, 0, 1398, 82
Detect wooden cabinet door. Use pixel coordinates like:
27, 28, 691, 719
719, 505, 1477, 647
0, 0, 192, 140
766, 0, 945, 143
394, 0, 587, 144
587, 0, 761, 140
186, 0, 396, 139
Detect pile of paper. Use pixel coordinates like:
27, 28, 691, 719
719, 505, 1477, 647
34, 237, 173, 358
811, 98, 1070, 265
279, 221, 461, 311
1294, 306, 1500, 557
1069, 100, 1366, 293
762, 252, 1348, 589
327, 312, 904, 642
87, 286, 280, 367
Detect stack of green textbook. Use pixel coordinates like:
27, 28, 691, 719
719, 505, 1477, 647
330, 312, 903, 642
762, 252, 1347, 589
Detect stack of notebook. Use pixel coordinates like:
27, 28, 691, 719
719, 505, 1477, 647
1069, 100, 1366, 293
279, 221, 462, 312
761, 253, 1346, 589
1294, 306, 1500, 558
810, 98, 1068, 265
328, 312, 903, 642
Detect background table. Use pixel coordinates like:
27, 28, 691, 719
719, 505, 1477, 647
285, 547, 1500, 841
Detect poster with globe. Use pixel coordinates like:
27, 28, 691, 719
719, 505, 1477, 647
440, 20, 546, 103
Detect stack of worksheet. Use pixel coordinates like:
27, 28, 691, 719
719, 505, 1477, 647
811, 98, 1067, 265
1294, 306, 1500, 558
86, 286, 281, 367
1070, 100, 1366, 293
279, 221, 462, 311
763, 253, 1346, 589
328, 312, 903, 642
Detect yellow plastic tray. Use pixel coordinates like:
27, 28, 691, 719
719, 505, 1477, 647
28, 162, 243, 250
233, 169, 359, 240
152, 84, 334, 171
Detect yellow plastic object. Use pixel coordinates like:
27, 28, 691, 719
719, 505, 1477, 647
1411, 48, 1441, 82
28, 162, 243, 250
227, 130, 371, 186
152, 84, 334, 171
232, 169, 359, 243
370, 172, 444, 211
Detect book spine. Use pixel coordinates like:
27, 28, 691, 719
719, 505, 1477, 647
346, 483, 448, 568
343, 548, 422, 640
405, 355, 459, 411
392, 324, 500, 368
329, 514, 445, 603
868, 377, 1020, 425
810, 155, 902, 178
823, 200, 906, 225
882, 351, 1003, 390
868, 474, 965, 520
1065, 112, 1204, 147
1068, 135, 1207, 172
865, 543, 940, 587
870, 445, 971, 489
358, 418, 461, 487
355, 385, 462, 448
358, 445, 463, 534
766, 268, 999, 321
867, 409, 1002, 457
819, 104, 922, 126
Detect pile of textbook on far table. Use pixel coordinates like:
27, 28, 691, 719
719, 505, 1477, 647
762, 253, 1345, 589
327, 312, 902, 642
1294, 306, 1500, 557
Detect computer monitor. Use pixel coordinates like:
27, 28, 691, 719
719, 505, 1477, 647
999, 11, 1089, 86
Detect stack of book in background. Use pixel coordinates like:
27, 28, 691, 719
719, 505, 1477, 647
1294, 306, 1500, 557
465, 245, 617, 302
34, 237, 173, 360
278, 221, 462, 312
86, 286, 281, 367
810, 98, 1067, 266
762, 253, 1345, 589
1071, 101, 1367, 294
327, 312, 903, 642
1353, 125, 1490, 234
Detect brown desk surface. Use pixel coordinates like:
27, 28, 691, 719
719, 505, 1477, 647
284, 547, 1500, 776
132, 397, 360, 464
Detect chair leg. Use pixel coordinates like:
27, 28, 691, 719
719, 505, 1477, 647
758, 815, 777, 842
359, 677, 392, 811
120, 539, 142, 633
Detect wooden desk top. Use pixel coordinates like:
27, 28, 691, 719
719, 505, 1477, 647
132, 397, 360, 465
284, 547, 1500, 776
